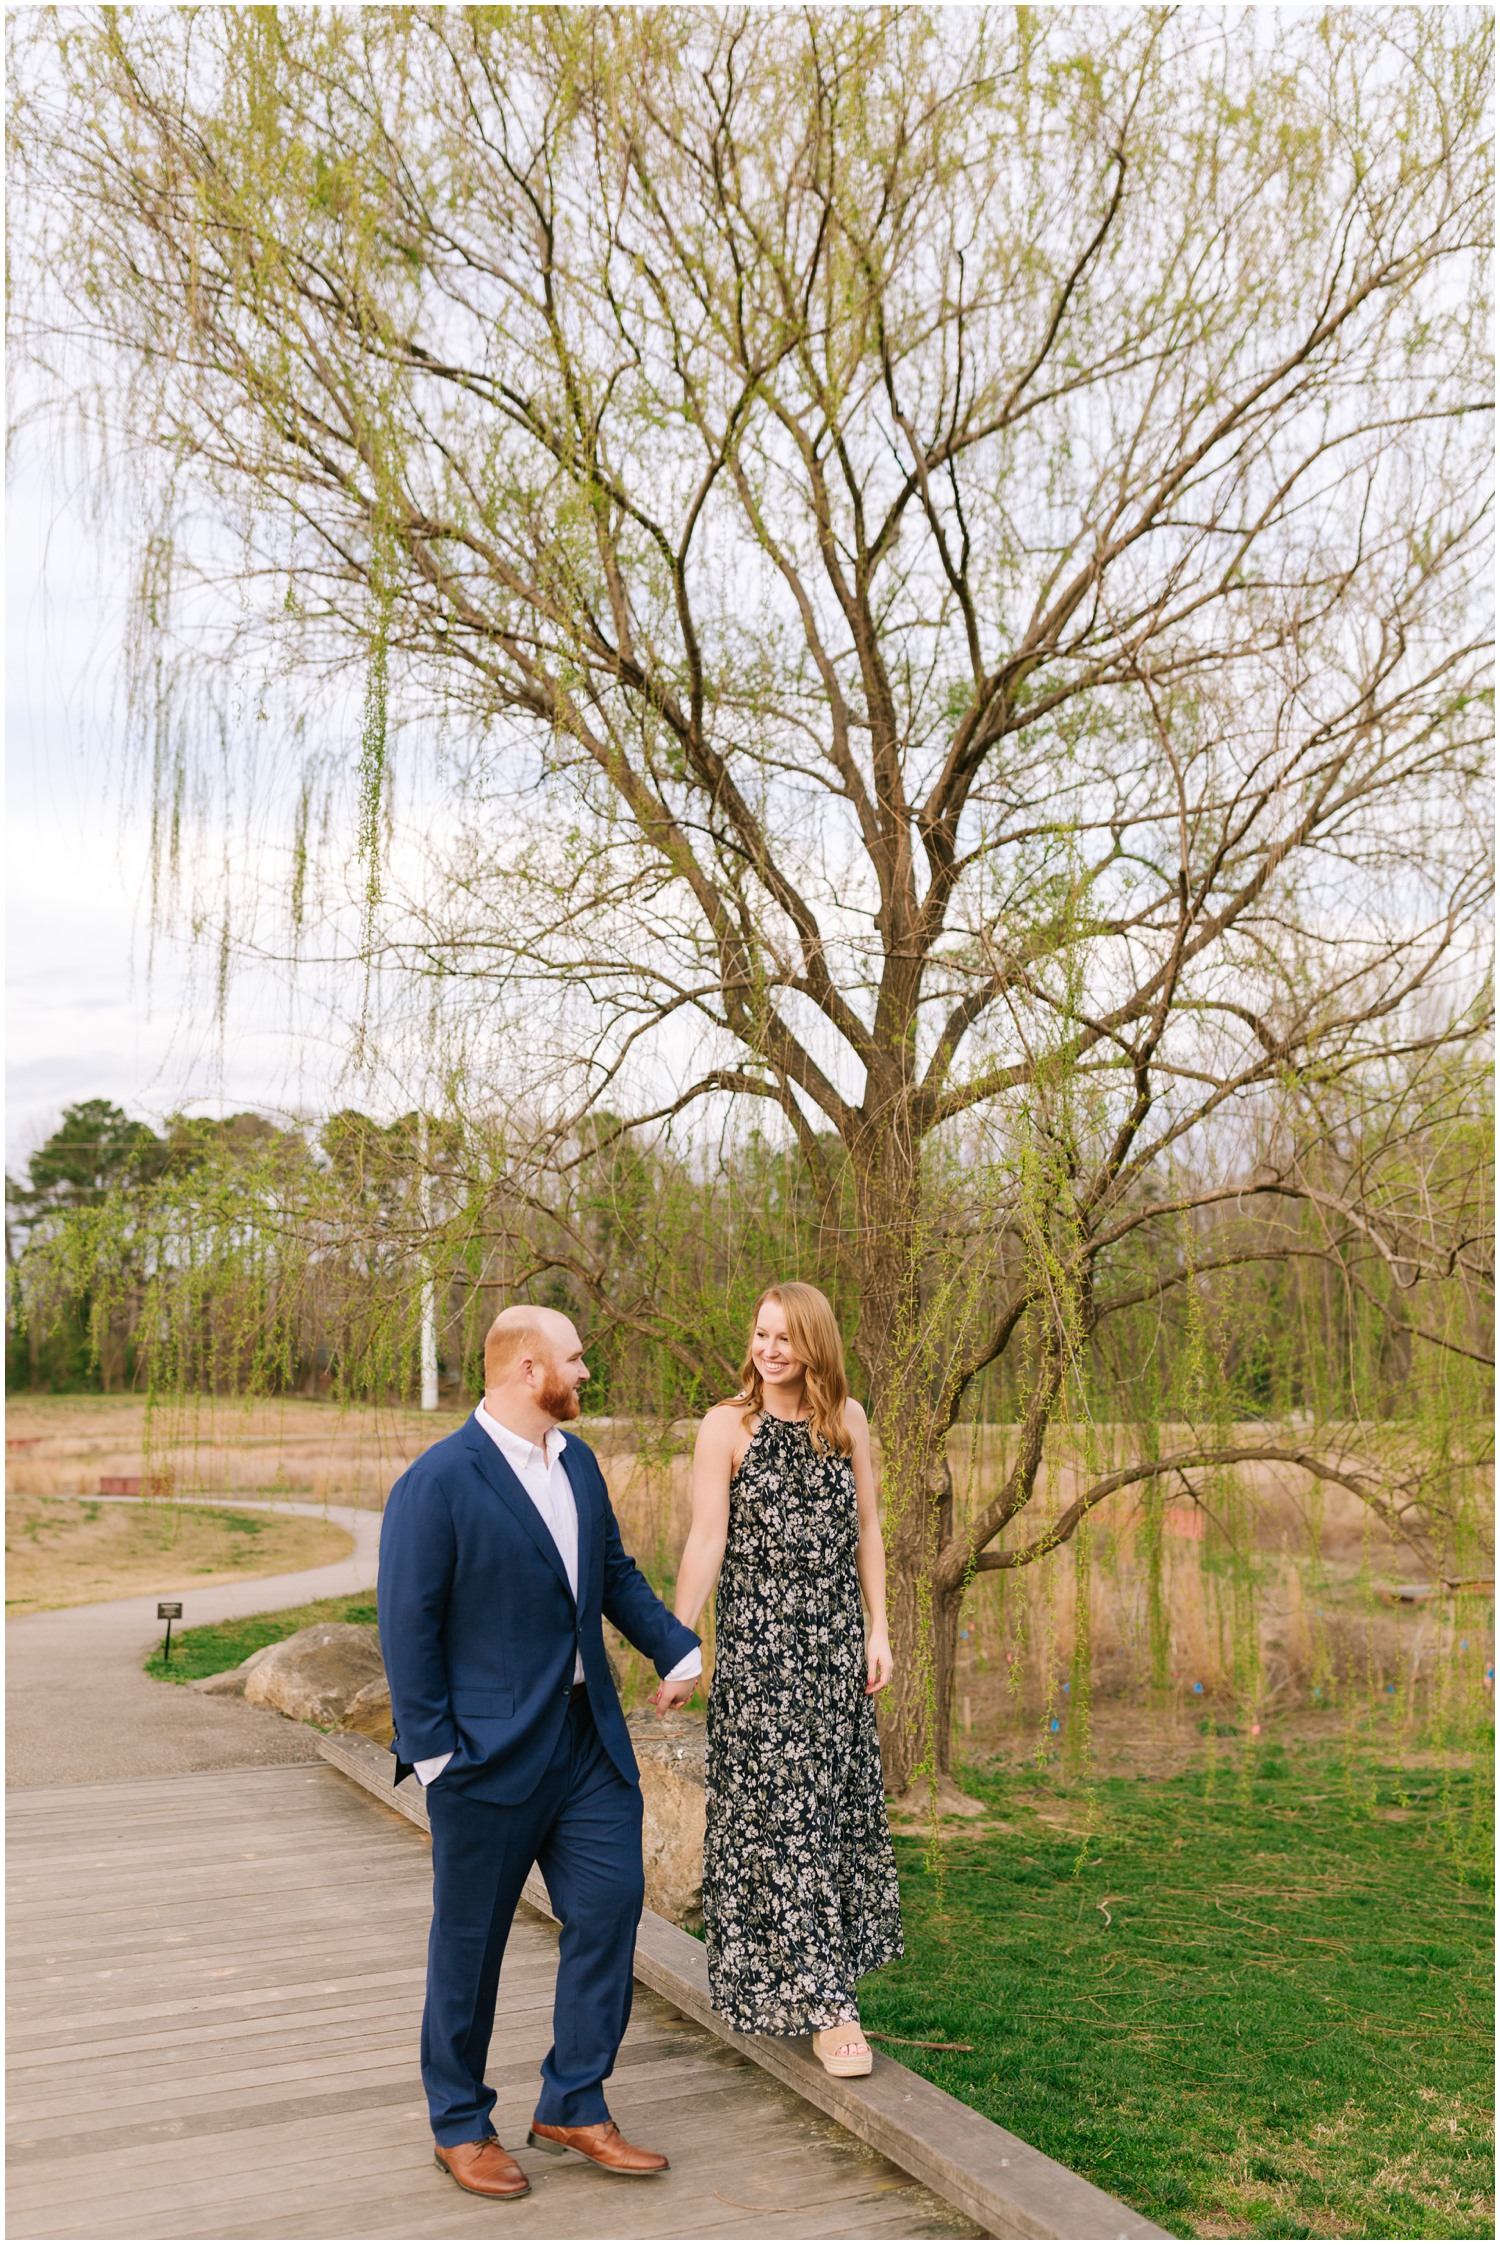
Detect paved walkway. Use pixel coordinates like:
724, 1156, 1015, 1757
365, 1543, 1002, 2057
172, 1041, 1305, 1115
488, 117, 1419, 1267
6, 1499, 380, 1788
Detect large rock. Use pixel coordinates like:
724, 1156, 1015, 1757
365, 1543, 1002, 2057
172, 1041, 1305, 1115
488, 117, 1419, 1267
242, 1623, 384, 1727
189, 1667, 250, 1697
340, 1676, 395, 1746
627, 1708, 706, 1929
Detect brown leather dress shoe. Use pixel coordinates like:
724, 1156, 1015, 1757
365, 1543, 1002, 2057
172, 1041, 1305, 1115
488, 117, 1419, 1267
433, 2135, 532, 2199
526, 2118, 669, 2175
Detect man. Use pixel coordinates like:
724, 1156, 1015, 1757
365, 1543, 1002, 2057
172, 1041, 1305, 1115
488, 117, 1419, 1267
378, 1305, 701, 2200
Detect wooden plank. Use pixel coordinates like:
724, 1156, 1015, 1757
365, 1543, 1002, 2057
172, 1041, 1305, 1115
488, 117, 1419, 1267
10, 2039, 756, 2146
4, 2046, 751, 2195
9, 1950, 434, 1999
8, 1925, 426, 1974
190, 2199, 963, 2245
7, 1921, 431, 1976
11, 2072, 914, 2235
5, 2069, 778, 2209
318, 1727, 1168, 2242
6, 2073, 804, 2229
9, 1812, 417, 1853
15, 2127, 920, 2242
12, 1864, 423, 1909
7, 1971, 433, 2030
7, 2020, 729, 2153
7, 1988, 430, 2046
7, 2051, 426, 2128
29, 2174, 949, 2245
9, 2013, 708, 2102
6, 1767, 338, 1825
8, 1958, 533, 2034
9, 1986, 481, 2061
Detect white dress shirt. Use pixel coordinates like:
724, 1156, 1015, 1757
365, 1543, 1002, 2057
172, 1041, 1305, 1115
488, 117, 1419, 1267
413, 1403, 701, 1785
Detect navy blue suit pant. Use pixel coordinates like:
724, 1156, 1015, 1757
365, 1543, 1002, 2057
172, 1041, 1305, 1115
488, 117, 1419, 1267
421, 1693, 644, 2145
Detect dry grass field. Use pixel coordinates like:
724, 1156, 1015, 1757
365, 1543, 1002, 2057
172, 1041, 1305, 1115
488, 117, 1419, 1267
4, 1393, 462, 1509
3, 1493, 354, 1614
8, 1395, 1487, 1746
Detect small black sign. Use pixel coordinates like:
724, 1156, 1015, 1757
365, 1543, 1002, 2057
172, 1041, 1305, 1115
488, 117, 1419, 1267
157, 1601, 183, 1620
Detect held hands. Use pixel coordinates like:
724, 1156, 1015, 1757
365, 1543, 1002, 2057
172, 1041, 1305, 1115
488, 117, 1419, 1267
650, 1672, 697, 1714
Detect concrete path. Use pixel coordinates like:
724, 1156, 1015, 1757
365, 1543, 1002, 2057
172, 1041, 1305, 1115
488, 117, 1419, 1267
5, 1499, 380, 1788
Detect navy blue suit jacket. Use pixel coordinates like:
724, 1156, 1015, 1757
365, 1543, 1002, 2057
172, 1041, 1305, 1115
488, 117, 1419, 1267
377, 1416, 699, 1805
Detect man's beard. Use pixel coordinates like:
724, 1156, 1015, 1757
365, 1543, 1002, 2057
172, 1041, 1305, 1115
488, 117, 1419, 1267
537, 1367, 582, 1422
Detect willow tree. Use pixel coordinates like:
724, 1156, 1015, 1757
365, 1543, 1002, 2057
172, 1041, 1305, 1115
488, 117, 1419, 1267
13, 6, 1493, 1787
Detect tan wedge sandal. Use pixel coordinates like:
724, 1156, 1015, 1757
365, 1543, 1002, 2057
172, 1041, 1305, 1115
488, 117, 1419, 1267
813, 2022, 873, 2077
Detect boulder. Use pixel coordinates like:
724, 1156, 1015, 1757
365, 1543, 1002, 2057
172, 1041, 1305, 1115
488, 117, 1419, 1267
189, 1666, 250, 1697
242, 1623, 384, 1728
340, 1676, 395, 1746
627, 1708, 707, 1929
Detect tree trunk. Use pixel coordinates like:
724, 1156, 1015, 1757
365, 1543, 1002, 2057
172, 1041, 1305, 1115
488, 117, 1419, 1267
876, 1422, 962, 1794
850, 1126, 963, 1795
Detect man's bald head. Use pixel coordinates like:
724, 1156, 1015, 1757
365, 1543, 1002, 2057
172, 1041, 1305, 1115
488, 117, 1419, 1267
483, 1304, 579, 1386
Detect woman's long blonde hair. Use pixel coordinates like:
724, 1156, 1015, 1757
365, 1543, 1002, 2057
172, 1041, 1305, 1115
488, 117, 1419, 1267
738, 1282, 853, 1456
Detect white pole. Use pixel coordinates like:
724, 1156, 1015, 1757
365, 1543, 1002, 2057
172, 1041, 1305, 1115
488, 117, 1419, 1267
420, 1275, 438, 1410
419, 1114, 439, 1410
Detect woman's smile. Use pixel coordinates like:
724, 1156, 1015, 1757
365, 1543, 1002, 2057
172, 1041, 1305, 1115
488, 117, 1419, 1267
752, 1317, 802, 1385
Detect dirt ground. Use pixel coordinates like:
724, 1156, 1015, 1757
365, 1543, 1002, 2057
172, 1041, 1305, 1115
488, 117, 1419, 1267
4, 1494, 354, 1614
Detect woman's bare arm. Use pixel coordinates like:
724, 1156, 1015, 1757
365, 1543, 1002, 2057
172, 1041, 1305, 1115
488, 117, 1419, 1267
651, 1407, 739, 1711
849, 1401, 894, 1693
673, 1405, 738, 1632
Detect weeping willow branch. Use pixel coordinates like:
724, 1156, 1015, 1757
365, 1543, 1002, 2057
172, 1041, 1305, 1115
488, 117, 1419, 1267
957, 1442, 1451, 1582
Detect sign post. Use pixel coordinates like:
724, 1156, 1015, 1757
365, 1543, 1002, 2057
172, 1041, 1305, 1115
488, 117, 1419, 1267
157, 1600, 184, 1664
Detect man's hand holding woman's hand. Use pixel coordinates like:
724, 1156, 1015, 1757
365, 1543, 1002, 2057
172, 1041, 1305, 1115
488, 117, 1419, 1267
650, 1673, 697, 1714
865, 1632, 894, 1694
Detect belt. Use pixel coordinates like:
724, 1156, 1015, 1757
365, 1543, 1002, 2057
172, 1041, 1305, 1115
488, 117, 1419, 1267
569, 1680, 589, 1704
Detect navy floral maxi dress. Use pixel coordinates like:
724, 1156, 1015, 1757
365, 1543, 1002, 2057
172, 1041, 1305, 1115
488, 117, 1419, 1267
703, 1412, 903, 2034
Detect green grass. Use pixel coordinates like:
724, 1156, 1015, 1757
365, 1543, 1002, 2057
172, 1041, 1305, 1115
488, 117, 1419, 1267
145, 1592, 377, 1681
862, 1741, 1493, 2240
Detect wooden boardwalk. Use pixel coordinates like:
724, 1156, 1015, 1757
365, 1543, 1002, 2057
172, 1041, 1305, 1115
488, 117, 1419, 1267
7, 1765, 978, 2241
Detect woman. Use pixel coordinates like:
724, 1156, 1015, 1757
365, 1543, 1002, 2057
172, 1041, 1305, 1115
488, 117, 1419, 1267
657, 1282, 903, 2075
